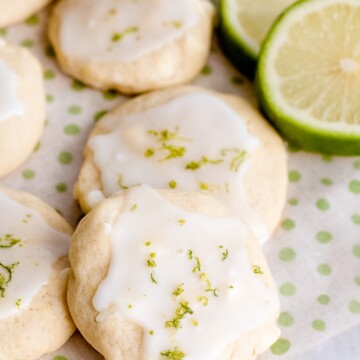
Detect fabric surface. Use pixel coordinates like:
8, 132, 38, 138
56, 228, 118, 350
0, 6, 359, 360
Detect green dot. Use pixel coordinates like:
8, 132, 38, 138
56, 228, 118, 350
322, 154, 332, 163
352, 214, 360, 225
201, 64, 212, 75
55, 183, 68, 193
316, 198, 330, 211
317, 264, 332, 276
349, 300, 360, 314
64, 124, 81, 135
288, 170, 301, 182
279, 282, 296, 297
46, 94, 54, 103
312, 319, 326, 331
44, 70, 55, 80
353, 244, 360, 258
22, 169, 36, 179
0, 28, 7, 38
53, 356, 68, 360
278, 312, 294, 327
349, 180, 360, 194
94, 110, 107, 122
317, 294, 330, 305
21, 39, 34, 48
25, 15, 39, 26
281, 218, 295, 231
58, 152, 73, 165
353, 160, 360, 169
320, 178, 332, 186
102, 90, 118, 100
316, 231, 332, 244
279, 248, 296, 262
288, 198, 299, 206
71, 80, 86, 91
354, 276, 360, 286
68, 105, 82, 115
270, 338, 291, 355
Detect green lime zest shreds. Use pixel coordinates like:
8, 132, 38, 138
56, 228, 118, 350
185, 156, 223, 171
148, 127, 190, 143
165, 301, 193, 329
253, 265, 264, 274
160, 348, 186, 360
0, 234, 21, 248
172, 283, 184, 297
150, 272, 158, 284
222, 249, 229, 260
112, 26, 139, 42
117, 174, 129, 190
0, 261, 19, 297
221, 148, 248, 172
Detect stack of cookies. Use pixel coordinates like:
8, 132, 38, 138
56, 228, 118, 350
0, 1, 288, 359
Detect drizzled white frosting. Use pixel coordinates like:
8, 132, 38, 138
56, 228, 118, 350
0, 58, 25, 121
89, 92, 268, 241
93, 186, 279, 360
57, 0, 198, 62
0, 191, 70, 320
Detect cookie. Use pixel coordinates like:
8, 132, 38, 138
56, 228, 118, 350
75, 86, 287, 242
0, 186, 75, 360
0, 42, 45, 178
48, 0, 215, 94
68, 185, 280, 360
0, 0, 51, 27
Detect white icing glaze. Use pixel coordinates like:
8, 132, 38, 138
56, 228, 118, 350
0, 58, 25, 121
89, 92, 268, 242
93, 186, 279, 360
57, 0, 198, 63
0, 192, 70, 320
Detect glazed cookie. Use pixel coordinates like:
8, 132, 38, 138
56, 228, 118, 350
0, 42, 45, 178
68, 185, 280, 360
48, 0, 215, 94
0, 0, 52, 27
0, 187, 75, 360
75, 86, 287, 242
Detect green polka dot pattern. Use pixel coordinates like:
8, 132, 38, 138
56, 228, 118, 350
279, 248, 296, 262
312, 319, 326, 332
0, 8, 359, 360
349, 180, 360, 194
278, 312, 294, 327
316, 231, 332, 244
280, 282, 296, 297
317, 294, 331, 305
270, 338, 291, 355
316, 198, 330, 211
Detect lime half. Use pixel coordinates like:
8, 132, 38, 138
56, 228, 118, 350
219, 0, 293, 77
257, 0, 360, 155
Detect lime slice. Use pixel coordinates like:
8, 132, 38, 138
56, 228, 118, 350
257, 0, 360, 155
219, 0, 293, 77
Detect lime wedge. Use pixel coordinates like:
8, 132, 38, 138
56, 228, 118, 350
257, 0, 360, 155
219, 0, 293, 77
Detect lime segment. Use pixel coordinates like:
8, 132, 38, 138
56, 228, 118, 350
219, 0, 293, 77
257, 0, 360, 154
